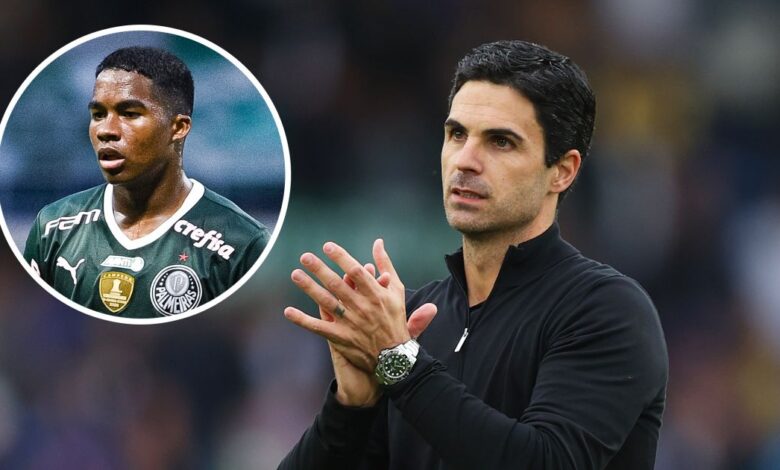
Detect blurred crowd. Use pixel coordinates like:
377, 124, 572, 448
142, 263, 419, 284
1, 0, 779, 468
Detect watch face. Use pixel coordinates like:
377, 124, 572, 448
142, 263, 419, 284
381, 351, 412, 382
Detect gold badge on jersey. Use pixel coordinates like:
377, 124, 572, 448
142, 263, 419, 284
99, 271, 135, 314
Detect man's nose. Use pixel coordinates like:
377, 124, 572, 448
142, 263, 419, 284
96, 114, 120, 142
452, 139, 483, 174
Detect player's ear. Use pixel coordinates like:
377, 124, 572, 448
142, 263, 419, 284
550, 149, 581, 195
171, 114, 192, 143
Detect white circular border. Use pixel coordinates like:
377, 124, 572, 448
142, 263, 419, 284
0, 25, 291, 325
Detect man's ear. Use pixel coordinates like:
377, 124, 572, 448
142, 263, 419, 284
171, 114, 192, 143
550, 149, 582, 195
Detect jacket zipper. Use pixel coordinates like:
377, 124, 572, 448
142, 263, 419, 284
449, 254, 505, 376
454, 328, 469, 352
452, 276, 472, 379
455, 310, 471, 379
455, 296, 491, 378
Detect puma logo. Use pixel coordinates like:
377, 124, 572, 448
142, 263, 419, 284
57, 257, 85, 286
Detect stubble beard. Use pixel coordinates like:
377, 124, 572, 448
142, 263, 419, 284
444, 196, 541, 242
442, 168, 551, 243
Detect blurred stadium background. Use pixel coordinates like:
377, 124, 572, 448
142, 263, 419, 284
0, 1, 779, 468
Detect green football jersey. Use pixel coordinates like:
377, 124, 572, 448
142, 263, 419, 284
24, 180, 269, 318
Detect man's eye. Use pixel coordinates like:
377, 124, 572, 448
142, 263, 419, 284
90, 112, 105, 120
493, 136, 512, 149
122, 111, 140, 118
451, 129, 466, 141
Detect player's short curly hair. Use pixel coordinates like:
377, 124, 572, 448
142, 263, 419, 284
449, 40, 596, 201
96, 46, 194, 116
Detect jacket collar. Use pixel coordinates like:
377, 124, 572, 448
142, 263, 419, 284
444, 222, 580, 295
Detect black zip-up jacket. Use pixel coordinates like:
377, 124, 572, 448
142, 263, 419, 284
280, 224, 668, 469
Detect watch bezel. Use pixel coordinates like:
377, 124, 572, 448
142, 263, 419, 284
375, 339, 419, 386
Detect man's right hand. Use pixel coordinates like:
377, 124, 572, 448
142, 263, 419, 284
320, 263, 437, 407
285, 255, 437, 407
323, 307, 382, 407
320, 301, 437, 407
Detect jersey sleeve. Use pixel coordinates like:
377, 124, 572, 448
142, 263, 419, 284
230, 227, 270, 284
23, 213, 45, 278
249, 226, 270, 260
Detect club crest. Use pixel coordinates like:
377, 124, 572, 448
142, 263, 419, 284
150, 265, 202, 316
99, 271, 135, 313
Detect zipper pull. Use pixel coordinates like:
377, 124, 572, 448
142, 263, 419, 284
454, 328, 469, 352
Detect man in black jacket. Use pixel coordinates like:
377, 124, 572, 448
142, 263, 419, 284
281, 40, 668, 469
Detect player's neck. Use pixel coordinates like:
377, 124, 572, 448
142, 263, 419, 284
111, 170, 192, 228
461, 217, 554, 307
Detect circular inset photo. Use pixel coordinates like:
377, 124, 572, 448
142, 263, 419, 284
0, 25, 290, 324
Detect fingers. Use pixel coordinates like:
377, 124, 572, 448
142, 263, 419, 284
348, 263, 391, 288
364, 263, 376, 277
323, 242, 378, 292
291, 268, 343, 315
295, 246, 386, 327
299, 252, 356, 304
373, 239, 399, 283
407, 303, 438, 339
367, 263, 394, 288
377, 272, 392, 288
284, 306, 345, 342
319, 306, 335, 322
301, 242, 389, 300
345, 263, 377, 290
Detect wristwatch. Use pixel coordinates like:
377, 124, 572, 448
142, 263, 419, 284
375, 339, 420, 386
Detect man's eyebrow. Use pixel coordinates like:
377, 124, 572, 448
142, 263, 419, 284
444, 118, 464, 129
87, 99, 147, 110
444, 119, 526, 142
116, 99, 147, 109
484, 127, 525, 142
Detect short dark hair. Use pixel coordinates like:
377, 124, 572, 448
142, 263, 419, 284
96, 46, 194, 116
449, 40, 596, 201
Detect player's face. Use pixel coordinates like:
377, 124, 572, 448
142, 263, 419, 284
441, 80, 556, 237
88, 69, 185, 186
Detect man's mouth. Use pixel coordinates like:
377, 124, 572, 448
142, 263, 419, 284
451, 187, 486, 200
98, 148, 126, 171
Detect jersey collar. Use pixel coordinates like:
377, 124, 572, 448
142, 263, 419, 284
103, 179, 205, 250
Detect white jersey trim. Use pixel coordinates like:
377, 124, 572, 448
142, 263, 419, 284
104, 179, 205, 250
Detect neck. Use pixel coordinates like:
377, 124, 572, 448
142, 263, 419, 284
112, 167, 191, 224
461, 217, 554, 306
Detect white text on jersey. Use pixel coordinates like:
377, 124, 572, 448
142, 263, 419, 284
174, 220, 236, 260
44, 209, 101, 237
